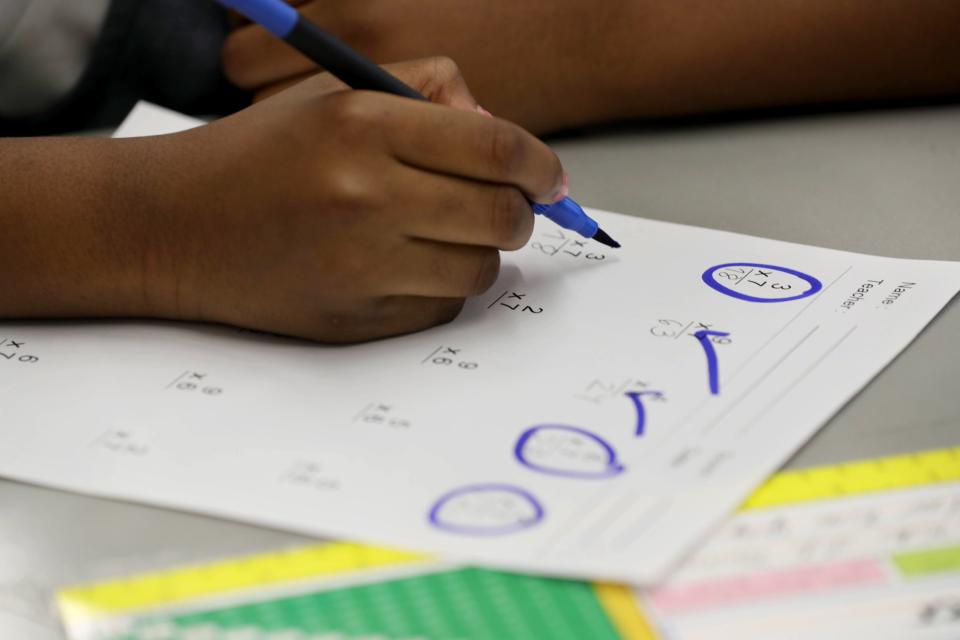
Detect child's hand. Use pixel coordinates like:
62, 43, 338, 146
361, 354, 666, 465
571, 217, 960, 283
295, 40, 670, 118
147, 58, 564, 342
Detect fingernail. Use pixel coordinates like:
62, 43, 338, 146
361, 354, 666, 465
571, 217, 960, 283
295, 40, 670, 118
476, 105, 493, 118
551, 171, 570, 203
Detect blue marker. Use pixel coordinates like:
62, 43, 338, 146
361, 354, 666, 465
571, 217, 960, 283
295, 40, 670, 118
532, 201, 619, 248
625, 390, 665, 436
694, 330, 729, 395
214, 0, 620, 249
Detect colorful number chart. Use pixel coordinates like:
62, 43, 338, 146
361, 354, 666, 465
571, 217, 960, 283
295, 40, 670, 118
57, 447, 960, 640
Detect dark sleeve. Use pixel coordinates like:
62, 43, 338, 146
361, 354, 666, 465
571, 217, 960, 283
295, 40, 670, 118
0, 0, 249, 136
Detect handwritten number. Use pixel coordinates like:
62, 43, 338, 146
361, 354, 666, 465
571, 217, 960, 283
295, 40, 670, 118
531, 242, 560, 256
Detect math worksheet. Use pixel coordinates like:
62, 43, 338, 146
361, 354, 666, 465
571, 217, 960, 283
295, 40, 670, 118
1, 104, 959, 584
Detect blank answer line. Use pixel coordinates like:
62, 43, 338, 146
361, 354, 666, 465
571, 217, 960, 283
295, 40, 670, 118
614, 499, 671, 550
419, 346, 442, 364
738, 324, 859, 436
727, 264, 853, 385
734, 268, 755, 285
536, 494, 628, 558
577, 493, 645, 547
486, 291, 508, 309
700, 324, 820, 435
164, 370, 189, 389
351, 403, 373, 422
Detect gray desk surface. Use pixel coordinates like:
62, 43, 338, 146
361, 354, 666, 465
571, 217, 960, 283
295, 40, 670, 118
3, 105, 959, 639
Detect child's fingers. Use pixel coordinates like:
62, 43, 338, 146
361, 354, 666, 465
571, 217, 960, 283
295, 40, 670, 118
299, 295, 465, 343
223, 1, 358, 91
383, 240, 501, 299
381, 58, 480, 113
254, 72, 318, 102
376, 95, 565, 204
226, 19, 479, 110
366, 295, 466, 340
223, 25, 314, 89
391, 166, 533, 251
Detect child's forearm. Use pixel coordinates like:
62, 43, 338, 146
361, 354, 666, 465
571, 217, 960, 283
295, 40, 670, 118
611, 0, 960, 121
0, 137, 177, 319
224, 0, 960, 134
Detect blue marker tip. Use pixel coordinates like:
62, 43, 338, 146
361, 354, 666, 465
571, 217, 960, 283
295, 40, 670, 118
532, 198, 619, 248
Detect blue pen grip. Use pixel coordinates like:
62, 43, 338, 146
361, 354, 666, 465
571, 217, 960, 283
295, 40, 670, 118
533, 198, 598, 239
217, 0, 298, 38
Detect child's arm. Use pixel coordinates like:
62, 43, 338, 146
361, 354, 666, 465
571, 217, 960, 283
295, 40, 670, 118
222, 0, 960, 134
0, 58, 564, 342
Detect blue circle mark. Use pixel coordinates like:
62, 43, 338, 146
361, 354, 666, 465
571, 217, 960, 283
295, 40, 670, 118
702, 263, 823, 303
514, 424, 624, 479
428, 483, 545, 536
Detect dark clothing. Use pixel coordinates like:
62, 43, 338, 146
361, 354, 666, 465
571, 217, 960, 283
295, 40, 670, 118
0, 0, 248, 136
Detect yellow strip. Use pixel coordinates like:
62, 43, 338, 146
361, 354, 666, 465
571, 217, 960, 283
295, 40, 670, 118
593, 583, 660, 640
58, 543, 428, 618
741, 446, 960, 510
58, 446, 959, 631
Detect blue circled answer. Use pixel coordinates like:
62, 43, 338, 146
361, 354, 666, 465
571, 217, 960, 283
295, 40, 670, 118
428, 483, 545, 536
514, 424, 624, 479
702, 263, 822, 303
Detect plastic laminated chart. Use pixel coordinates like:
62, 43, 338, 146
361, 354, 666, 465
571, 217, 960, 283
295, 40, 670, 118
640, 446, 960, 640
57, 447, 960, 640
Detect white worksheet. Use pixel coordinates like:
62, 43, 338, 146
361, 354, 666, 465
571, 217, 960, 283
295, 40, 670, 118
1, 104, 958, 584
